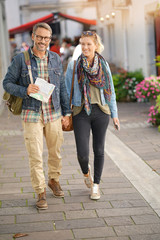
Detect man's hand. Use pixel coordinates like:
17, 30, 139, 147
27, 84, 39, 95
61, 116, 70, 129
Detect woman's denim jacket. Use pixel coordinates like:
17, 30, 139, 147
3, 48, 71, 116
65, 60, 118, 118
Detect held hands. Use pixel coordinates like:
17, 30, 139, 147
113, 117, 120, 131
27, 84, 39, 95
61, 116, 70, 129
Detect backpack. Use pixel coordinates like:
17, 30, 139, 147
3, 50, 31, 115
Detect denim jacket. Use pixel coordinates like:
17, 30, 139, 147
65, 60, 118, 118
3, 48, 71, 116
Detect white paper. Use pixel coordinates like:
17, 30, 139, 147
30, 77, 55, 103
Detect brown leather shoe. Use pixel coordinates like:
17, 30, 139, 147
36, 189, 48, 210
48, 179, 64, 198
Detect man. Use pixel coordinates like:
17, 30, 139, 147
10, 41, 21, 60
3, 22, 71, 210
50, 37, 61, 56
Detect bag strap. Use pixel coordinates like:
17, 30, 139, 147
23, 51, 34, 84
69, 60, 76, 106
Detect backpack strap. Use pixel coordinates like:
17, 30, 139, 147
23, 51, 34, 84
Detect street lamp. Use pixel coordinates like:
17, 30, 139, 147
111, 12, 116, 18
100, 11, 116, 23
105, 14, 110, 20
100, 17, 104, 22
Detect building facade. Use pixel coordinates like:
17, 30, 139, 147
0, 0, 10, 113
5, 0, 97, 46
97, 0, 160, 77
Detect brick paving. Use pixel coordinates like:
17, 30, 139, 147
0, 103, 160, 240
111, 102, 160, 175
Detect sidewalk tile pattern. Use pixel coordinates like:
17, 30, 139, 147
1, 104, 160, 240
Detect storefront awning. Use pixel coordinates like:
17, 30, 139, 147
9, 12, 96, 37
9, 13, 55, 37
58, 12, 96, 26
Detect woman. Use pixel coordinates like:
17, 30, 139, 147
65, 31, 120, 200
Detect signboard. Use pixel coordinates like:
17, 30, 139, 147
113, 0, 131, 8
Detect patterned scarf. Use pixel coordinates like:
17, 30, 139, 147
77, 52, 112, 115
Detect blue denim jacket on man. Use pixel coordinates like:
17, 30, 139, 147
3, 48, 71, 116
65, 60, 118, 118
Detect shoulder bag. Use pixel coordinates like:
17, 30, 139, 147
3, 50, 33, 115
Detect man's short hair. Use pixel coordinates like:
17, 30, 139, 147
33, 22, 52, 35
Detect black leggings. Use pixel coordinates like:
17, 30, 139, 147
73, 104, 110, 184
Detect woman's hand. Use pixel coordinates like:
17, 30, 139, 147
61, 116, 70, 129
27, 84, 39, 95
113, 117, 120, 131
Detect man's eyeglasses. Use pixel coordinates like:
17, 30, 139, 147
82, 31, 96, 36
34, 34, 51, 42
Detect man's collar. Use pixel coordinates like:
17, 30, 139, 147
30, 47, 48, 59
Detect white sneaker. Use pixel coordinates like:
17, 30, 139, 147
84, 164, 93, 188
90, 183, 100, 200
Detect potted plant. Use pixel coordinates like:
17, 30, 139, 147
135, 76, 160, 103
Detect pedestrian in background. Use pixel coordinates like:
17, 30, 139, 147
3, 22, 71, 209
20, 42, 29, 52
10, 41, 21, 61
61, 38, 74, 71
65, 31, 120, 200
50, 37, 61, 56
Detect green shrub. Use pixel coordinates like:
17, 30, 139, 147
112, 69, 144, 102
148, 95, 160, 132
155, 55, 160, 67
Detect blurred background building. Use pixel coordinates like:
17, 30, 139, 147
6, 0, 97, 46
0, 0, 160, 112
97, 0, 160, 78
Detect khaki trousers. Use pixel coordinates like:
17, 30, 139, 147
22, 117, 63, 194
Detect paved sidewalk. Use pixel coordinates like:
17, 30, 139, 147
112, 102, 160, 175
107, 102, 160, 217
1, 103, 160, 240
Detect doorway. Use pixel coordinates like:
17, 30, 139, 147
146, 14, 156, 76
155, 14, 160, 75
